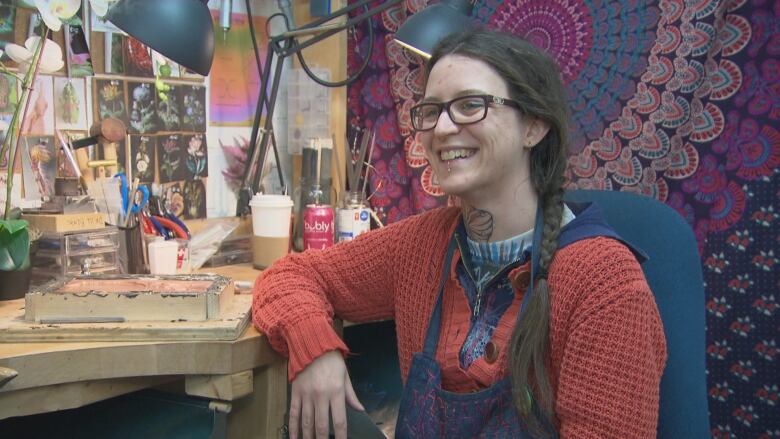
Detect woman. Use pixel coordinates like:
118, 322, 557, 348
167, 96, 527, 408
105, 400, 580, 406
253, 29, 667, 439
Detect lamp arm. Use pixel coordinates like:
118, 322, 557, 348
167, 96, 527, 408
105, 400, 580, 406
235, 0, 404, 215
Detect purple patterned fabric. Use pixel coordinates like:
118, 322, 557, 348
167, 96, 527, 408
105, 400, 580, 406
347, 0, 778, 435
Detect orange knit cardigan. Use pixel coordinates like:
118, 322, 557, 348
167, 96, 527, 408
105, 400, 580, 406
252, 206, 667, 438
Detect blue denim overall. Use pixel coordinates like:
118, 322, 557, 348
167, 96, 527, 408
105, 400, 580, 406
395, 203, 646, 439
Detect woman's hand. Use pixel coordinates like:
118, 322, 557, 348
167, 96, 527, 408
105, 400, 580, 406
289, 350, 365, 439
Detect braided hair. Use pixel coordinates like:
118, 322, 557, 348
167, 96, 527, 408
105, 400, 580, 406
426, 28, 570, 436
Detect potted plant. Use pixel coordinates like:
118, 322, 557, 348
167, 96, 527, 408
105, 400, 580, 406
0, 0, 86, 299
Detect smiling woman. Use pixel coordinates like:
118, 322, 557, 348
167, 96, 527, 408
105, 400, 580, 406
253, 28, 667, 439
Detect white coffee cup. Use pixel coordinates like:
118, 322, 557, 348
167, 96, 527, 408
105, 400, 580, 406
148, 239, 179, 275
249, 194, 294, 269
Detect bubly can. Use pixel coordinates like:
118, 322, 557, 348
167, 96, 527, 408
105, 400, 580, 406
303, 204, 335, 250
337, 206, 371, 242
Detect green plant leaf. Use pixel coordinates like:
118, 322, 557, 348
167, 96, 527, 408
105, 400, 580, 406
0, 220, 30, 271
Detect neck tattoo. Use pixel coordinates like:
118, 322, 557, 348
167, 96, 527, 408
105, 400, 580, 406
464, 206, 494, 242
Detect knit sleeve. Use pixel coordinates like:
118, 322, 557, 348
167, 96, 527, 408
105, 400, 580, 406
550, 238, 667, 439
251, 214, 414, 381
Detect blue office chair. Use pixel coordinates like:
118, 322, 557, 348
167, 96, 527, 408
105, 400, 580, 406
565, 189, 710, 439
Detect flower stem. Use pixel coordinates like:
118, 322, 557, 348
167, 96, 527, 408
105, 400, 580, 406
4, 28, 50, 220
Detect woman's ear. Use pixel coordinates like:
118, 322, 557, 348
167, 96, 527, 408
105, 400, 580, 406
523, 118, 551, 149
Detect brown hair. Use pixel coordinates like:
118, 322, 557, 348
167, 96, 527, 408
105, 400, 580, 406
424, 28, 569, 436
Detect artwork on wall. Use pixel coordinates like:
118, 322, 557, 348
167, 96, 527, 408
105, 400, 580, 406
162, 181, 185, 217
127, 81, 157, 134
184, 133, 207, 178
123, 36, 153, 77
21, 75, 54, 135
152, 50, 180, 78
129, 135, 156, 183
181, 85, 206, 132
104, 33, 125, 74
0, 4, 15, 49
24, 135, 56, 197
53, 77, 88, 130
157, 84, 181, 132
90, 7, 124, 34
94, 78, 128, 125
182, 179, 207, 219
158, 133, 185, 183
64, 24, 94, 77
0, 73, 18, 115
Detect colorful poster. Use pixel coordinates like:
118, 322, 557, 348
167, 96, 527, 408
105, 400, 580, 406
208, 11, 267, 126
21, 75, 54, 135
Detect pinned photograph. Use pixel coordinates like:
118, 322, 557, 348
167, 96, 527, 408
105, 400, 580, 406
162, 181, 185, 218
184, 133, 207, 178
182, 179, 207, 219
123, 36, 153, 77
21, 75, 54, 135
64, 24, 94, 77
91, 6, 124, 34
24, 135, 57, 197
156, 84, 181, 132
152, 50, 180, 78
127, 81, 158, 134
104, 33, 125, 74
0, 73, 18, 115
181, 85, 206, 132
94, 79, 128, 124
0, 4, 15, 49
158, 133, 185, 183
53, 77, 88, 130
130, 135, 156, 182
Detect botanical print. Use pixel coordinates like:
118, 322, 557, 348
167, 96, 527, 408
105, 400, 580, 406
162, 181, 185, 217
130, 135, 156, 183
27, 12, 43, 38
181, 85, 207, 132
53, 77, 87, 130
182, 179, 207, 219
184, 133, 207, 178
0, 4, 15, 49
24, 135, 56, 198
64, 24, 94, 77
105, 33, 125, 74
127, 81, 157, 134
158, 134, 185, 183
21, 75, 54, 135
0, 73, 18, 115
123, 36, 153, 77
156, 84, 181, 132
94, 79, 128, 125
152, 51, 180, 78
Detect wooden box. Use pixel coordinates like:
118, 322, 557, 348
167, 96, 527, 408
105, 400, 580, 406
24, 274, 234, 323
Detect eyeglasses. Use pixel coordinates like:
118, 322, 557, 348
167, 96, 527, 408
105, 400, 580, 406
410, 94, 522, 131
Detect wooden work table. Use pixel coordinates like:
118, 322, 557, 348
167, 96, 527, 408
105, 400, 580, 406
0, 263, 287, 439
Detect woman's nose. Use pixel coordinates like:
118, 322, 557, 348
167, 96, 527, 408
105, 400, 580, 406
434, 109, 460, 136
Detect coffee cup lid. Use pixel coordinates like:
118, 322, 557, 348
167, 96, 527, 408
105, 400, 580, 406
250, 193, 293, 208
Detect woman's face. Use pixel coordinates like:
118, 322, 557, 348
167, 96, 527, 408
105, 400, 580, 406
419, 55, 535, 200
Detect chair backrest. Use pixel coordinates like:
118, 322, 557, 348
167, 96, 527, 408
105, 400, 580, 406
564, 190, 710, 439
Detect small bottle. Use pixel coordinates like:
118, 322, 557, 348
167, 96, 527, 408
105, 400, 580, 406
336, 191, 371, 242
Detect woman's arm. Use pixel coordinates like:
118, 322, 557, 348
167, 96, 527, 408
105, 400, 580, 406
550, 238, 667, 439
252, 211, 428, 380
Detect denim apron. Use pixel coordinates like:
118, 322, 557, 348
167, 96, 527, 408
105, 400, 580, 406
395, 203, 646, 439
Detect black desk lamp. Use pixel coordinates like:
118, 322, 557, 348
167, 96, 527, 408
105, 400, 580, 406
235, 0, 473, 216
104, 0, 215, 76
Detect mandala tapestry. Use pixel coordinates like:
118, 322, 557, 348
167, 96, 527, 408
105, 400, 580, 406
347, 0, 779, 436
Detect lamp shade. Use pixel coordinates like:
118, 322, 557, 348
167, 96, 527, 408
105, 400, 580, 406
393, 0, 473, 58
104, 0, 215, 76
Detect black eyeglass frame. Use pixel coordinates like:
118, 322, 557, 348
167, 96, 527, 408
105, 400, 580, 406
410, 94, 523, 131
